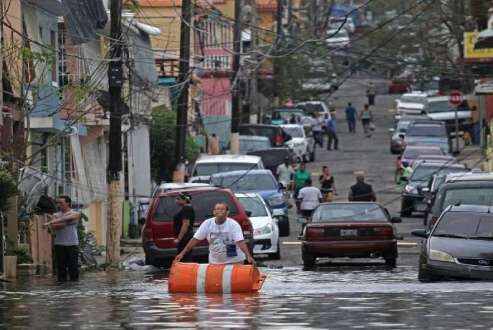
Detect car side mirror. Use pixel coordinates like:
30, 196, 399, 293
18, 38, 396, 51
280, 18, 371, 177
412, 229, 428, 238
391, 216, 402, 223
388, 128, 395, 133
245, 210, 252, 217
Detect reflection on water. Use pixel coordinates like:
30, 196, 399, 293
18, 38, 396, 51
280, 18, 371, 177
2, 266, 493, 329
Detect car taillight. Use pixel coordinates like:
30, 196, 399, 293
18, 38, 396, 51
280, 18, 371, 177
275, 134, 283, 146
142, 225, 153, 242
305, 228, 324, 239
372, 227, 394, 238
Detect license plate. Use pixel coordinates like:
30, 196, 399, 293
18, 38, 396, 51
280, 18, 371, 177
340, 229, 358, 236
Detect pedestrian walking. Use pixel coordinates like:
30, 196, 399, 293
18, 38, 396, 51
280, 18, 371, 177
360, 104, 373, 137
319, 166, 337, 202
326, 115, 339, 150
367, 82, 376, 106
348, 174, 376, 202
345, 102, 357, 133
311, 113, 324, 148
276, 156, 295, 189
173, 193, 195, 262
293, 162, 312, 213
298, 178, 322, 232
174, 202, 256, 265
208, 133, 220, 155
43, 196, 81, 282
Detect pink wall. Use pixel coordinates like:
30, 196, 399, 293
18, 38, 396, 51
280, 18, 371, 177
200, 77, 231, 116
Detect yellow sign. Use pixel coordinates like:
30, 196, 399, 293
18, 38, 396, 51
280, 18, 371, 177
464, 31, 493, 60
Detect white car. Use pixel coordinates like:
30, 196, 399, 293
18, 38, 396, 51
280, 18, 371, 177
236, 193, 280, 259
326, 29, 350, 48
329, 16, 355, 34
281, 124, 315, 162
189, 154, 264, 183
395, 92, 428, 118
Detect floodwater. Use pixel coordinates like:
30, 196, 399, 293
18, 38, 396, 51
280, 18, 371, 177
2, 265, 493, 329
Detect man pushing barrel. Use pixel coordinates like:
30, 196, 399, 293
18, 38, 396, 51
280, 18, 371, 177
174, 202, 255, 265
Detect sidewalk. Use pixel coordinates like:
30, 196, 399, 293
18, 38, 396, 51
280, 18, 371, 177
457, 145, 485, 170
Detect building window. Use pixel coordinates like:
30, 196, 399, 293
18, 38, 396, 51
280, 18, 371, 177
50, 30, 57, 82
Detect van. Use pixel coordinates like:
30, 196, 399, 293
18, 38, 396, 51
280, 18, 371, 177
189, 154, 264, 183
142, 187, 254, 267
239, 124, 291, 147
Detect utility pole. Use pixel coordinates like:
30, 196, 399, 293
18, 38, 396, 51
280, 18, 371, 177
0, 0, 5, 274
249, 0, 260, 124
107, 0, 123, 268
174, 0, 192, 182
230, 0, 242, 154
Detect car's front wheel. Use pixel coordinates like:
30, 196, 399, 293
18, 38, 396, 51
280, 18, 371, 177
385, 257, 397, 268
270, 242, 281, 260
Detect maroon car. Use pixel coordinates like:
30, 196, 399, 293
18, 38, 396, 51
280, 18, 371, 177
300, 202, 401, 268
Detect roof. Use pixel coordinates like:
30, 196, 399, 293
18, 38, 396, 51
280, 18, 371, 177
448, 204, 492, 214
239, 135, 270, 141
414, 160, 465, 169
157, 186, 223, 197
410, 120, 445, 126
445, 172, 493, 183
280, 124, 304, 129
156, 182, 211, 191
235, 192, 263, 199
195, 154, 262, 164
404, 145, 443, 150
211, 169, 272, 178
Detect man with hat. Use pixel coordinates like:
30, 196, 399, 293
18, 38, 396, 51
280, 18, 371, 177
173, 192, 195, 262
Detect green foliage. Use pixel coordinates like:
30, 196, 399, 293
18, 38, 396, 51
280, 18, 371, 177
0, 166, 17, 212
150, 108, 200, 183
8, 245, 33, 264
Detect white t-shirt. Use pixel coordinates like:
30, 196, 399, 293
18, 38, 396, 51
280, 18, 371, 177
276, 164, 294, 186
194, 217, 246, 264
298, 186, 322, 210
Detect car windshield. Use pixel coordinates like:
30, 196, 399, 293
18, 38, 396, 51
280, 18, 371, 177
193, 163, 258, 177
403, 147, 444, 159
427, 100, 454, 113
297, 103, 325, 114
238, 197, 268, 217
273, 109, 304, 120
210, 173, 278, 192
407, 125, 447, 137
442, 188, 493, 210
282, 126, 304, 138
433, 212, 493, 239
153, 191, 238, 221
312, 204, 386, 222
239, 138, 271, 154
400, 96, 427, 104
397, 121, 411, 132
410, 166, 444, 182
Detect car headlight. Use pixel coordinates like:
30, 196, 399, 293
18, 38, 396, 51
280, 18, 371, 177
429, 249, 456, 263
404, 184, 418, 194
268, 194, 285, 206
254, 223, 273, 236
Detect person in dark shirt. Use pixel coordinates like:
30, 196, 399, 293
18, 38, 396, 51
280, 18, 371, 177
173, 192, 195, 262
348, 174, 376, 202
319, 166, 337, 202
345, 102, 356, 133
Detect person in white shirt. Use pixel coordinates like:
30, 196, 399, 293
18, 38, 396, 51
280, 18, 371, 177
311, 113, 324, 148
276, 157, 294, 189
174, 202, 256, 264
297, 178, 322, 219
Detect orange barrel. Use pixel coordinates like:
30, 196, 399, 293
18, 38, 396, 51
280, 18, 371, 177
168, 262, 267, 294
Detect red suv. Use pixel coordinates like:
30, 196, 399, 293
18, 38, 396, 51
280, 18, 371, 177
142, 187, 254, 267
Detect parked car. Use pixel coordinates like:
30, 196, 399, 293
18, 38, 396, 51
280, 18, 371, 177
236, 193, 280, 259
389, 115, 429, 154
389, 79, 411, 94
326, 28, 350, 48
295, 101, 331, 117
404, 120, 451, 153
142, 187, 254, 267
300, 202, 401, 268
329, 16, 355, 33
400, 145, 446, 167
415, 154, 457, 163
426, 96, 474, 134
395, 92, 428, 118
400, 160, 466, 217
281, 124, 316, 162
189, 154, 264, 183
210, 169, 290, 236
413, 204, 493, 281
239, 136, 272, 154
425, 172, 493, 229
247, 147, 293, 175
270, 107, 306, 125
239, 124, 292, 147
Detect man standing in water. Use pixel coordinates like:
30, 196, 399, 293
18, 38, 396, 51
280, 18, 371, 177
44, 196, 81, 282
174, 203, 255, 265
173, 192, 195, 262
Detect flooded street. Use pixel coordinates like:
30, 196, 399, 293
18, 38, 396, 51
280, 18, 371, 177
2, 267, 493, 329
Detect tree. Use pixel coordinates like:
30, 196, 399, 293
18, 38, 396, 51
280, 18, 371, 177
150, 107, 200, 183
0, 165, 16, 212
